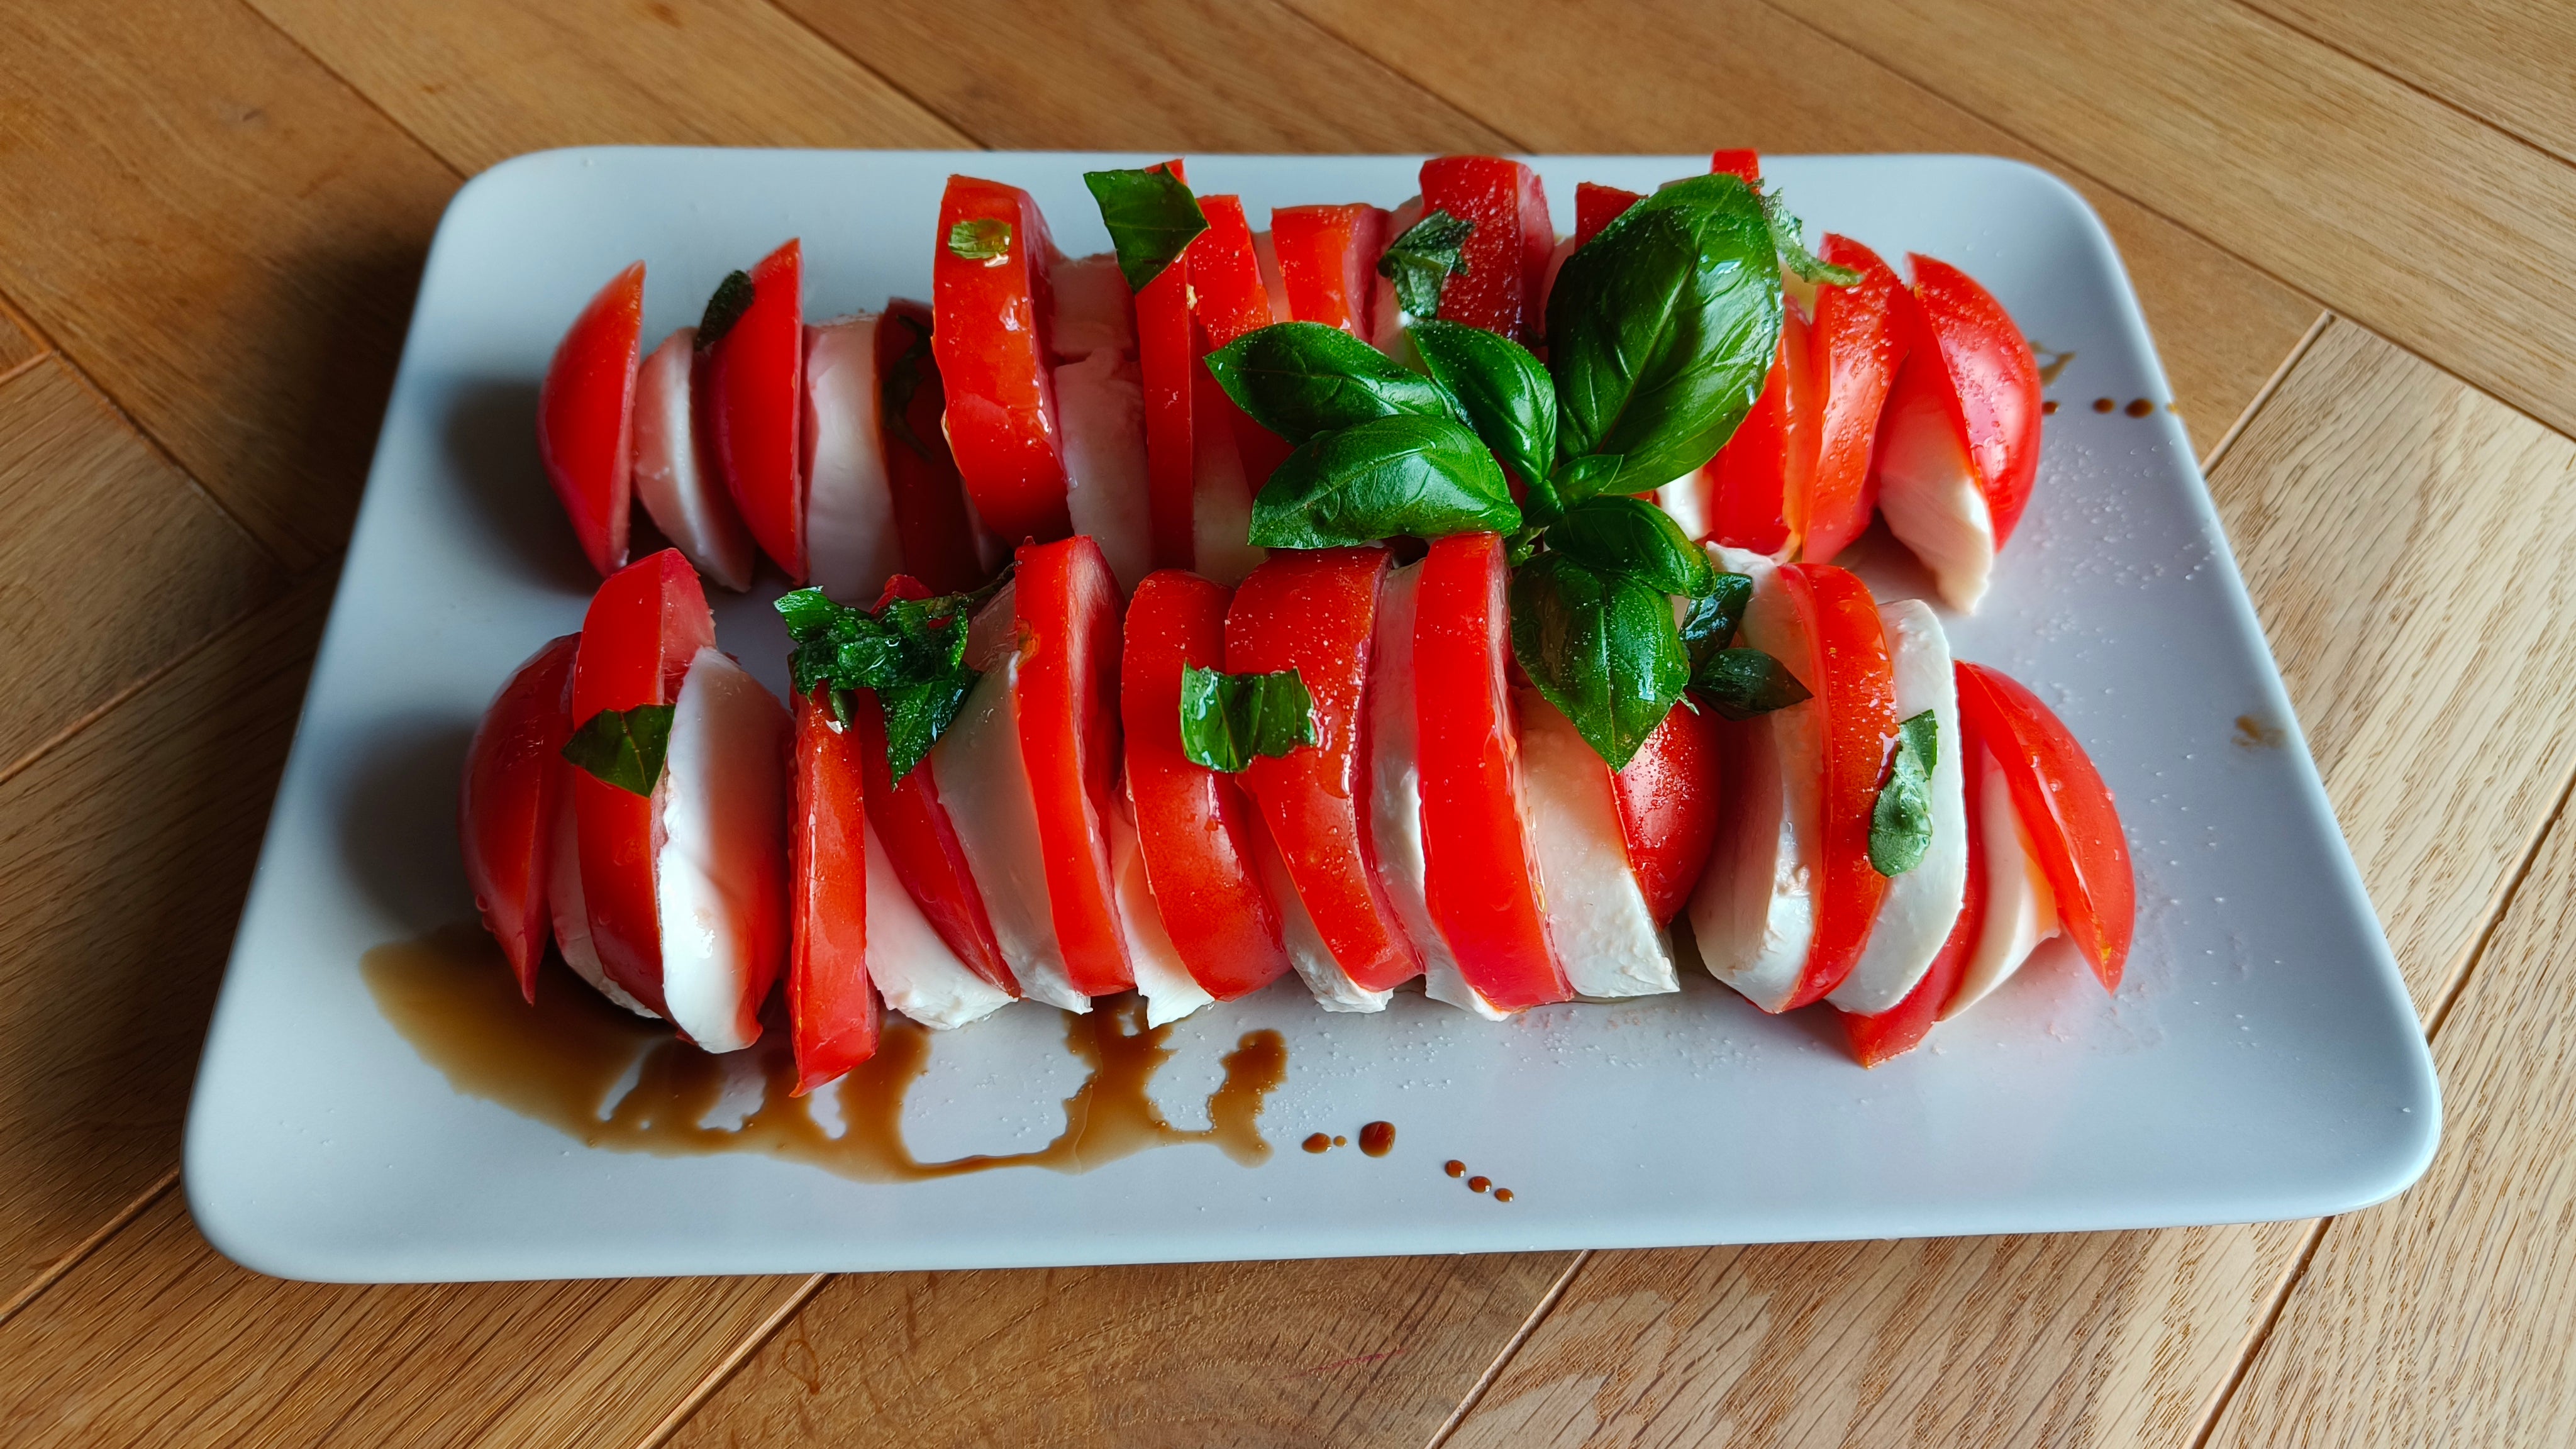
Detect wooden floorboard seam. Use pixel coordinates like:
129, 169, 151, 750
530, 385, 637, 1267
2421, 760, 2576, 1042
635, 1272, 831, 1449
751, 0, 994, 155
1420, 1250, 1592, 1449
2199, 311, 2333, 474
0, 1167, 179, 1331
2185, 1217, 2333, 1449
0, 349, 48, 391
231, 0, 470, 185
2230, 0, 2576, 174
1259, 2, 1538, 157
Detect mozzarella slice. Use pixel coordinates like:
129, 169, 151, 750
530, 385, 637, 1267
862, 813, 1011, 1031
548, 780, 652, 1017
1943, 748, 2063, 1018
804, 315, 903, 605
655, 648, 790, 1052
926, 648, 1091, 1013
1252, 230, 1291, 322
1054, 350, 1153, 592
1657, 468, 1713, 545
1191, 406, 1265, 587
1875, 379, 1997, 613
1827, 599, 1970, 1014
1368, 197, 1425, 352
1248, 816, 1391, 1013
1049, 252, 1136, 361
1110, 791, 1215, 1027
1518, 689, 1676, 998
631, 328, 757, 591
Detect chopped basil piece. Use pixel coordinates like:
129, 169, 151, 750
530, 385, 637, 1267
694, 270, 754, 350
1204, 322, 1458, 446
1679, 572, 1755, 663
1377, 209, 1474, 318
1546, 495, 1718, 598
946, 217, 1013, 262
1082, 166, 1208, 292
561, 704, 677, 797
1691, 646, 1811, 721
1870, 709, 1941, 875
1179, 665, 1317, 773
776, 584, 989, 781
1508, 553, 1690, 770
1762, 190, 1863, 287
1249, 414, 1519, 548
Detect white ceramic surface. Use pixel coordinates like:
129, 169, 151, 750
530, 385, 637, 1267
183, 149, 2438, 1283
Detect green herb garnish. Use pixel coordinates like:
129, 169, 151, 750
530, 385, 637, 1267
1248, 414, 1520, 548
561, 704, 677, 797
1377, 209, 1474, 318
946, 218, 1013, 262
1179, 665, 1317, 772
777, 579, 1002, 781
1082, 165, 1208, 292
1870, 709, 1941, 875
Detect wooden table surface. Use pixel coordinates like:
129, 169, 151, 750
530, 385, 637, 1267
4, 1, 2573, 1443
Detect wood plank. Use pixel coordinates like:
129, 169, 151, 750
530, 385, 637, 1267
665, 1253, 1575, 1447
2204, 804, 2576, 1449
2246, 0, 2576, 171
0, 360, 282, 781
0, 0, 460, 568
1764, 0, 2576, 448
0, 301, 42, 382
246, 0, 969, 176
776, 0, 1510, 153
0, 574, 331, 1311
1436, 321, 2576, 1447
0, 1193, 808, 1449
1279, 0, 2319, 455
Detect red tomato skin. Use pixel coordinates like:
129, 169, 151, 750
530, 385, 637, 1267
704, 240, 807, 581
1954, 662, 2135, 989
1013, 536, 1134, 996
875, 300, 988, 596
537, 262, 643, 578
1572, 183, 1643, 248
1226, 547, 1421, 991
1135, 163, 1199, 572
1192, 196, 1279, 350
1840, 743, 1990, 1066
1777, 562, 1897, 1009
1799, 236, 1907, 564
1273, 203, 1388, 337
790, 686, 879, 1094
1418, 156, 1554, 343
1417, 533, 1567, 1009
1707, 305, 1818, 555
933, 175, 1073, 545
460, 633, 580, 1000
1906, 255, 2043, 545
1710, 149, 1762, 185
1121, 571, 1295, 997
848, 685, 1017, 996
1611, 695, 1726, 926
571, 550, 716, 1018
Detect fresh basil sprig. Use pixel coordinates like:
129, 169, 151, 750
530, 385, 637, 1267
1679, 572, 1756, 663
777, 582, 997, 781
1205, 322, 1458, 445
1407, 319, 1557, 509
1762, 190, 1862, 287
1377, 209, 1474, 318
1249, 414, 1519, 548
1179, 665, 1317, 772
1509, 556, 1691, 769
1694, 648, 1813, 721
562, 704, 677, 797
946, 218, 1012, 262
1869, 710, 1940, 875
1548, 496, 1717, 599
1082, 165, 1208, 292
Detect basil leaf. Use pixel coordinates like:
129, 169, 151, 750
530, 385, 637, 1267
879, 674, 978, 784
1179, 665, 1317, 773
1406, 319, 1557, 494
1250, 414, 1520, 548
1204, 322, 1458, 446
562, 704, 677, 797
775, 585, 982, 780
1679, 572, 1755, 663
1550, 452, 1626, 508
695, 270, 754, 350
1762, 190, 1862, 287
1870, 709, 1941, 875
1377, 209, 1474, 318
1507, 554, 1689, 770
1548, 175, 1782, 491
1083, 166, 1208, 292
1547, 496, 1718, 598
1692, 647, 1811, 721
946, 218, 1012, 262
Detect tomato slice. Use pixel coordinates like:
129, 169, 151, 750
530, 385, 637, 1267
570, 550, 716, 1018
1710, 149, 1762, 185
1192, 195, 1297, 499
460, 632, 579, 999
1706, 303, 1818, 555
1839, 755, 1988, 1067
874, 300, 991, 596
538, 262, 643, 578
1799, 235, 1906, 565
1775, 562, 1896, 1008
703, 240, 806, 582
1418, 156, 1553, 343
1572, 182, 1642, 249
1415, 532, 1567, 1010
789, 686, 879, 1092
1908, 255, 2043, 544
844, 653, 1015, 994
1013, 536, 1133, 996
1227, 545, 1420, 992
1121, 570, 1295, 997
1954, 661, 2133, 989
632, 327, 758, 592
1272, 203, 1387, 338
1611, 692, 1725, 926
933, 175, 1073, 545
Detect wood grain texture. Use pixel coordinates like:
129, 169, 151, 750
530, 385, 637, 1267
1437, 321, 2576, 1448
2206, 805, 2576, 1449
1767, 0, 2576, 447
1280, 0, 2319, 455
0, 574, 328, 1313
247, 0, 969, 175
2248, 0, 2576, 170
0, 0, 458, 568
0, 360, 281, 780
667, 1253, 1575, 1448
777, 0, 1509, 153
0, 1193, 809, 1449
0, 301, 42, 381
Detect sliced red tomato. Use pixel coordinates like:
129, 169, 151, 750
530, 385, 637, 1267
1415, 532, 1566, 1009
933, 175, 1072, 545
874, 299, 991, 594
1133, 162, 1199, 574
1840, 769, 1987, 1067
1193, 196, 1281, 348
1954, 662, 2133, 989
1226, 546, 1420, 991
1418, 155, 1553, 343
538, 262, 643, 578
571, 549, 716, 1017
702, 240, 806, 582
1776, 562, 1896, 1008
1013, 536, 1133, 996
847, 673, 1015, 994
1272, 203, 1387, 338
1706, 303, 1819, 555
1799, 235, 1906, 564
460, 632, 579, 1000
1896, 255, 2043, 544
789, 685, 879, 1092
1611, 694, 1725, 925
1710, 149, 1762, 185
1572, 182, 1642, 249
1121, 570, 1294, 997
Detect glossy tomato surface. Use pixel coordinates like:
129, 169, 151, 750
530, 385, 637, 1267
1800, 235, 1907, 564
1418, 155, 1552, 343
1013, 536, 1133, 996
1133, 163, 1199, 574
537, 262, 643, 577
1778, 562, 1896, 1008
1573, 182, 1642, 249
933, 175, 1073, 544
1840, 750, 1989, 1067
1272, 203, 1387, 338
875, 299, 989, 596
789, 686, 879, 1093
1955, 661, 2134, 989
1611, 694, 1725, 926
460, 632, 579, 999
1908, 255, 2043, 545
704, 240, 806, 580
1707, 304, 1818, 555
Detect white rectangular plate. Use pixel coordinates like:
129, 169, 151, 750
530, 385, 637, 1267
185, 150, 2436, 1282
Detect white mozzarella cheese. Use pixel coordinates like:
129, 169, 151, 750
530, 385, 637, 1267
803, 315, 903, 605
1656, 469, 1714, 546
1874, 379, 1997, 613
631, 328, 757, 591
1252, 230, 1291, 321
926, 650, 1092, 1013
1827, 599, 1970, 1014
1110, 794, 1215, 1027
1248, 819, 1392, 1013
1518, 689, 1677, 998
655, 648, 790, 1052
862, 813, 1012, 1031
1053, 350, 1153, 592
548, 781, 653, 1017
1048, 252, 1136, 361
1943, 749, 2062, 1018
1189, 403, 1265, 587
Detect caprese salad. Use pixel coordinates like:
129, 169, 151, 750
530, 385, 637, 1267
471, 151, 2128, 1094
